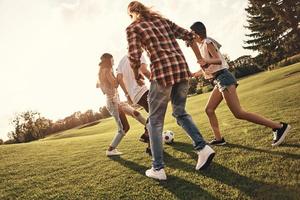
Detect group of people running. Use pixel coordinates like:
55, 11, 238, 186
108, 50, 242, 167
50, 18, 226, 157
96, 1, 291, 181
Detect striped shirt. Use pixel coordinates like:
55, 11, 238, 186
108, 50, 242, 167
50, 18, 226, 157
126, 17, 194, 86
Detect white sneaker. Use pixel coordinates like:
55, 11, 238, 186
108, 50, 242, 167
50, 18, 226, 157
106, 149, 123, 156
145, 167, 167, 180
196, 145, 215, 170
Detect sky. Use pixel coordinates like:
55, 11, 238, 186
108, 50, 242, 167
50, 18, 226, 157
0, 0, 255, 141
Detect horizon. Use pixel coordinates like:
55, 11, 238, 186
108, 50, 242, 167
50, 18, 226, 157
0, 0, 255, 140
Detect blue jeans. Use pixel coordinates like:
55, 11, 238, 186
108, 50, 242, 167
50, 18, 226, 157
147, 80, 206, 170
107, 97, 125, 148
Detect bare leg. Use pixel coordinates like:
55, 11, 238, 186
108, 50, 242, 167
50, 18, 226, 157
133, 110, 147, 125
222, 85, 281, 129
205, 87, 224, 140
122, 104, 146, 125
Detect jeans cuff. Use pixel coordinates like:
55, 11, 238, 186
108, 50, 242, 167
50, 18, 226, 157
153, 164, 164, 170
194, 141, 206, 151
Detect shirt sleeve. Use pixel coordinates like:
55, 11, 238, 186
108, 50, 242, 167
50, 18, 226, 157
140, 55, 147, 65
126, 26, 143, 69
166, 19, 195, 46
116, 57, 123, 75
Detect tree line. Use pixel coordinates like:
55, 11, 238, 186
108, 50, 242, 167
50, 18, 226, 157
2, 107, 112, 144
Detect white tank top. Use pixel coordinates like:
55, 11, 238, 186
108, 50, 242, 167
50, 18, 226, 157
198, 37, 229, 79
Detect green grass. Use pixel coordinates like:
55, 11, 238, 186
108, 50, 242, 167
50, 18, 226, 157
1, 63, 300, 200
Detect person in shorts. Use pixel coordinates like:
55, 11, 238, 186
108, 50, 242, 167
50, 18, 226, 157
191, 21, 291, 147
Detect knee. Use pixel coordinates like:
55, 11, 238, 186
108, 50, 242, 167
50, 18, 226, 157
123, 124, 130, 133
233, 110, 245, 120
205, 107, 215, 116
172, 106, 187, 119
133, 110, 140, 117
149, 117, 163, 127
172, 112, 185, 122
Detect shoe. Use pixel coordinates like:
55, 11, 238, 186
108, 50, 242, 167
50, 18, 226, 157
209, 137, 226, 146
196, 145, 215, 170
145, 167, 167, 180
146, 147, 152, 156
272, 122, 291, 147
139, 133, 150, 143
106, 149, 123, 156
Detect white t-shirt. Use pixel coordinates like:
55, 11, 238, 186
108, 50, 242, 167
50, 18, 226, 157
198, 37, 229, 79
117, 55, 148, 104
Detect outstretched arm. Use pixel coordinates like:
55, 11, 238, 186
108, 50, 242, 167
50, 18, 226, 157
167, 19, 194, 43
139, 63, 150, 80
166, 19, 206, 67
117, 73, 133, 104
190, 41, 203, 61
126, 27, 143, 85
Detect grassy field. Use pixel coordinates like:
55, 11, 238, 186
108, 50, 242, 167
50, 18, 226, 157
1, 63, 300, 200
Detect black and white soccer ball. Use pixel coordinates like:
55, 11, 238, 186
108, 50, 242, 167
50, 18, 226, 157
163, 130, 175, 144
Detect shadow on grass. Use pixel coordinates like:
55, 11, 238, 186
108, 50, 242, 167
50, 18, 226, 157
78, 121, 101, 129
109, 156, 217, 200
225, 143, 300, 160
280, 143, 300, 148
169, 141, 299, 198
46, 132, 100, 140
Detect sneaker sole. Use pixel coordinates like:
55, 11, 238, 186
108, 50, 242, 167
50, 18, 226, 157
145, 172, 167, 181
146, 175, 167, 181
146, 149, 152, 156
272, 125, 291, 147
210, 142, 226, 146
106, 153, 123, 156
199, 152, 215, 170
139, 138, 149, 143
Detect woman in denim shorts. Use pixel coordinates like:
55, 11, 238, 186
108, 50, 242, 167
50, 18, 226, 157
191, 21, 291, 147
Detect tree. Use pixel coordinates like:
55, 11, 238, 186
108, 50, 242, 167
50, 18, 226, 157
0, 139, 3, 145
10, 111, 51, 143
188, 77, 198, 95
99, 106, 111, 118
244, 0, 300, 67
232, 55, 263, 78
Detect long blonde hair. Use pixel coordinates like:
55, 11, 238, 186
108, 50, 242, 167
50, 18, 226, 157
98, 53, 113, 90
128, 1, 163, 20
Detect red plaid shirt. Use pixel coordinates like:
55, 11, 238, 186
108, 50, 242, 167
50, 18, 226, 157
126, 17, 194, 86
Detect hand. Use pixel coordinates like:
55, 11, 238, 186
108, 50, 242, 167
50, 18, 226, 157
126, 95, 133, 105
136, 78, 145, 86
192, 70, 203, 78
133, 68, 144, 86
198, 59, 209, 69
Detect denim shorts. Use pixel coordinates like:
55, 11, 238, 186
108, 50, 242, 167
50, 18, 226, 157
212, 69, 238, 92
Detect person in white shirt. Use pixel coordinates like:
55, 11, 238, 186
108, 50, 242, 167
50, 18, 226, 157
117, 54, 151, 154
97, 53, 147, 156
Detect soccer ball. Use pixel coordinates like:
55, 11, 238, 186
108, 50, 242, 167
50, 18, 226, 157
163, 130, 175, 144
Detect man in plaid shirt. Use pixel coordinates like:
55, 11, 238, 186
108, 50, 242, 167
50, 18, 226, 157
126, 1, 215, 180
